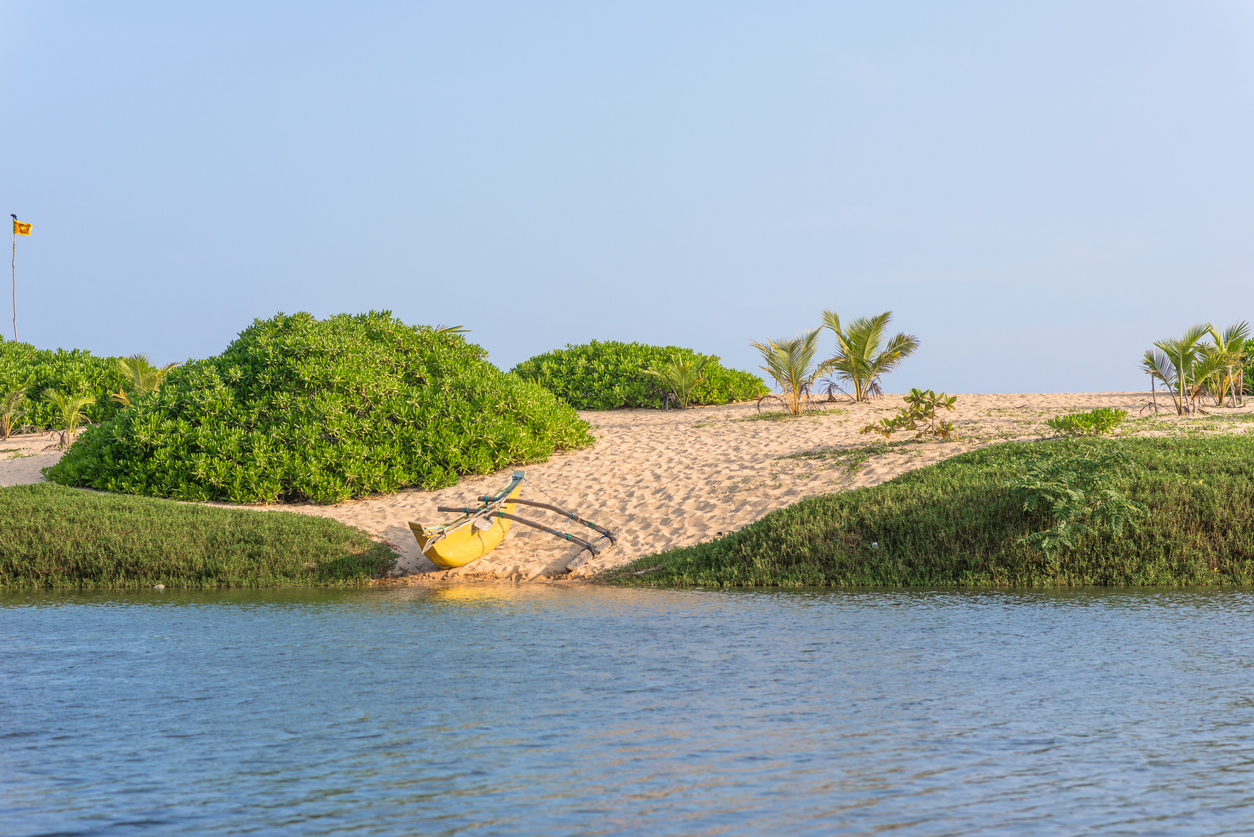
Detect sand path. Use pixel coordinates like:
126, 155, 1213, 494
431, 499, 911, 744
4, 392, 1250, 582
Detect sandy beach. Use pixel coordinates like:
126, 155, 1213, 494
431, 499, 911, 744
4, 391, 1250, 582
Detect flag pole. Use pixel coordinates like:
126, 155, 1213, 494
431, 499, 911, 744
10, 220, 15, 342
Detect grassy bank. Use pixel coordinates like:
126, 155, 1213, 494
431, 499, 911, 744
0, 484, 395, 589
606, 435, 1254, 588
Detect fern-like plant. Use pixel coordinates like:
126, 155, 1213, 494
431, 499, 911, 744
1, 388, 27, 440
1008, 447, 1146, 556
41, 388, 96, 448
751, 330, 825, 416
643, 356, 709, 409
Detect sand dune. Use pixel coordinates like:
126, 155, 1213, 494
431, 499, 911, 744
5, 392, 1249, 582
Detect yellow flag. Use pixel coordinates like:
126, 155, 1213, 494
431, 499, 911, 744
13, 220, 31, 236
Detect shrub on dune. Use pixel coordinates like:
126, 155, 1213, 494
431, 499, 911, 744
0, 336, 128, 430
512, 340, 768, 410
45, 311, 594, 504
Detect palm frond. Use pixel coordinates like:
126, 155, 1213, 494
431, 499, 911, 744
821, 310, 918, 402
751, 329, 823, 415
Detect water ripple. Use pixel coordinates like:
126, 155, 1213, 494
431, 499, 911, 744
4, 587, 1254, 835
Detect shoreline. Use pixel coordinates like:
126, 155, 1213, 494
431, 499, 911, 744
5, 391, 1251, 585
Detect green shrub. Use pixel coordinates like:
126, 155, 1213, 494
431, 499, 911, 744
0, 336, 128, 430
861, 388, 957, 440
1046, 407, 1127, 436
45, 311, 594, 504
512, 340, 768, 410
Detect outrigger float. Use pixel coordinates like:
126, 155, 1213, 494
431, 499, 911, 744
410, 471, 617, 569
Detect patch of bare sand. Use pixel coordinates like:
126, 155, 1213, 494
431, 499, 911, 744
6, 393, 1250, 583
0, 432, 68, 487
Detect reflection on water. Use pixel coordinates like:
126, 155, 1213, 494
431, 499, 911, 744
4, 586, 1254, 836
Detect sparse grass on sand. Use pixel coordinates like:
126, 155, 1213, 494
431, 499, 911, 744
606, 435, 1254, 588
736, 407, 848, 422
0, 484, 395, 589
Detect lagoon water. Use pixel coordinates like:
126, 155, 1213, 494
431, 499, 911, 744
4, 586, 1254, 836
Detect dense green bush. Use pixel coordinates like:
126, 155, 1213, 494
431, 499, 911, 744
1046, 407, 1127, 436
0, 336, 128, 430
46, 311, 594, 504
511, 340, 768, 410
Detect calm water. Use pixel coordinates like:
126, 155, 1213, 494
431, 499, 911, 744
4, 586, 1254, 836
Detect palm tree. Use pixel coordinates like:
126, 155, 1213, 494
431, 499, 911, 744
1203, 322, 1250, 408
42, 388, 96, 448
751, 329, 825, 416
1141, 350, 1169, 414
1144, 324, 1211, 415
112, 353, 180, 408
1, 389, 26, 440
643, 355, 709, 409
820, 310, 919, 402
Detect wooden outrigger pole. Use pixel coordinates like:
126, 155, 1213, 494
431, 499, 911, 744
410, 471, 617, 569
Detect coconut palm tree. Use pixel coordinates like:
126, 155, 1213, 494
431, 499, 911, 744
1141, 349, 1173, 414
751, 329, 825, 416
1143, 324, 1211, 415
1, 389, 26, 440
111, 353, 180, 408
1203, 322, 1250, 408
820, 310, 919, 402
643, 355, 709, 409
42, 388, 96, 448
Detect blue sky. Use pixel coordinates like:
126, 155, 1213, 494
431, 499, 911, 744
3, 2, 1253, 393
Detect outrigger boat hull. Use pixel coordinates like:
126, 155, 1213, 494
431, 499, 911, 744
409, 470, 616, 569
410, 483, 522, 569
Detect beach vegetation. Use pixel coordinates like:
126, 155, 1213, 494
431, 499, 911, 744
45, 311, 593, 504
751, 329, 826, 416
1, 388, 26, 440
0, 336, 127, 430
1046, 407, 1127, 436
820, 310, 919, 402
861, 388, 956, 440
41, 388, 95, 449
607, 435, 1254, 588
1141, 322, 1251, 414
0, 483, 394, 589
111, 353, 180, 409
643, 355, 709, 409
1203, 322, 1249, 408
511, 341, 767, 410
737, 407, 847, 422
1008, 446, 1145, 556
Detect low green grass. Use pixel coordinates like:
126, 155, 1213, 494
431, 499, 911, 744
606, 435, 1254, 588
0, 484, 395, 589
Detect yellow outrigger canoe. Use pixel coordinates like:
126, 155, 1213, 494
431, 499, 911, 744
410, 471, 616, 569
